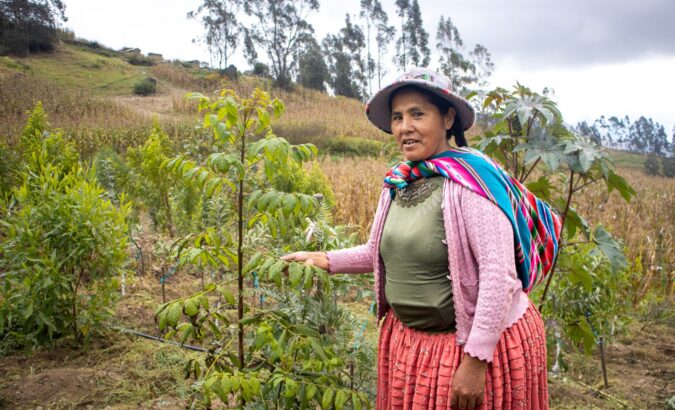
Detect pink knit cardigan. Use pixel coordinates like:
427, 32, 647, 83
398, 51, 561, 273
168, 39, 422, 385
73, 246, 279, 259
327, 179, 530, 362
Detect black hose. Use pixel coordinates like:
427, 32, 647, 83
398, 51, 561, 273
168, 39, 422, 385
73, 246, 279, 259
108, 323, 207, 353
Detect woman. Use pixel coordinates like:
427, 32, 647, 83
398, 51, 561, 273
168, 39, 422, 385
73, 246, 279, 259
283, 68, 554, 409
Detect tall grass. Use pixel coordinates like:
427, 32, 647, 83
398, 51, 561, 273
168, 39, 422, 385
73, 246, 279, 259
0, 74, 147, 135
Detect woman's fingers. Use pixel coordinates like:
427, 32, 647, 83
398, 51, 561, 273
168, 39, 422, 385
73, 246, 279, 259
281, 252, 305, 261
458, 396, 468, 410
280, 252, 329, 270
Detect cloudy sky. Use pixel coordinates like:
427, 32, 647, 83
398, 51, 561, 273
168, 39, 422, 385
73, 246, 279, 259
63, 0, 675, 134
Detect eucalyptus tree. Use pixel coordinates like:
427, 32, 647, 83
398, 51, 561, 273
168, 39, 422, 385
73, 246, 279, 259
323, 14, 366, 100
373, 5, 395, 89
243, 0, 319, 89
436, 15, 475, 94
187, 0, 242, 69
468, 43, 495, 90
405, 0, 430, 67
359, 0, 390, 95
393, 0, 409, 70
297, 35, 328, 92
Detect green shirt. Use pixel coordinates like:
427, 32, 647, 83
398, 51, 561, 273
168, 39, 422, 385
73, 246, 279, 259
381, 176, 456, 332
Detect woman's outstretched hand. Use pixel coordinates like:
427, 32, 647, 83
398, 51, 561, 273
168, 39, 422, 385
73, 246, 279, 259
280, 251, 329, 271
451, 353, 487, 409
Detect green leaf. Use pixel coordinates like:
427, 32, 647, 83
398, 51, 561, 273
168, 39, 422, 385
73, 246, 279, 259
321, 388, 334, 410
525, 176, 553, 201
183, 299, 199, 317
335, 390, 347, 410
217, 285, 236, 306
293, 325, 320, 338
167, 302, 182, 327
243, 252, 263, 274
268, 260, 285, 280
306, 383, 318, 401
289, 262, 304, 287
605, 170, 635, 202
352, 392, 362, 410
283, 379, 298, 398
570, 321, 596, 354
593, 226, 627, 272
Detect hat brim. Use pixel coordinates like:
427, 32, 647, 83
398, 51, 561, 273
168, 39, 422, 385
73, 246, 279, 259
365, 78, 476, 134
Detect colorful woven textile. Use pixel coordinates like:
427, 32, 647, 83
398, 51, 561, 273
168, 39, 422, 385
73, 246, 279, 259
383, 148, 562, 292
377, 300, 549, 409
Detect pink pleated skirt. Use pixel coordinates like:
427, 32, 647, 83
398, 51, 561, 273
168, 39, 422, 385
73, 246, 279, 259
376, 300, 548, 410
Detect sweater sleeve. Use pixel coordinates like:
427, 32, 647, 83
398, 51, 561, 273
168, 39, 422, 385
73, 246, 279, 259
325, 188, 388, 274
460, 188, 520, 362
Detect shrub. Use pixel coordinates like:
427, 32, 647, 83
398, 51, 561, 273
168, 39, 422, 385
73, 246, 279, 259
133, 78, 157, 96
644, 153, 660, 176
661, 156, 675, 178
0, 136, 130, 349
0, 140, 21, 196
320, 136, 384, 157
126, 54, 155, 66
222, 64, 238, 80
252, 61, 271, 77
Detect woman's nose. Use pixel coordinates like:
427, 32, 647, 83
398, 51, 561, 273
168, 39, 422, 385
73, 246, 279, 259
400, 115, 413, 133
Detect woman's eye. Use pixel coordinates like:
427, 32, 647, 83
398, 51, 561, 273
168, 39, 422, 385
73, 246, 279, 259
413, 111, 424, 118
392, 114, 402, 121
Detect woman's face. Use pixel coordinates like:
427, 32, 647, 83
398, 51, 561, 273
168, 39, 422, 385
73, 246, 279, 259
390, 88, 456, 162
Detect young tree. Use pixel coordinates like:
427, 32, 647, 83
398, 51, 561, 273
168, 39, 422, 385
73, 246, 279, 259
0, 0, 67, 56
187, 0, 242, 69
243, 0, 319, 89
297, 35, 328, 92
405, 0, 430, 67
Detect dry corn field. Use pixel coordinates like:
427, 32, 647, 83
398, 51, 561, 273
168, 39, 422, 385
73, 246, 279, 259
320, 157, 675, 296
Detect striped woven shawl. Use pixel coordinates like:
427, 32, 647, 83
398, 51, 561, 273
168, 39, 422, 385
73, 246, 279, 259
384, 148, 562, 292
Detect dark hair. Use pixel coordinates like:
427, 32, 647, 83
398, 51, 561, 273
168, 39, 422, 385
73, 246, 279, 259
389, 85, 468, 147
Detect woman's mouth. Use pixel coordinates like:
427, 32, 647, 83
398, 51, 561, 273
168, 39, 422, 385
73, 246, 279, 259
402, 139, 419, 147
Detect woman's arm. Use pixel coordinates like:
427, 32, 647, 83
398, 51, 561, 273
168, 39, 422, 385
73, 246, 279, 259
461, 188, 520, 362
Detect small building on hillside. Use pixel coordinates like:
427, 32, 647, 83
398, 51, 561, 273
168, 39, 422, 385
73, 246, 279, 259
120, 47, 141, 55
148, 53, 163, 62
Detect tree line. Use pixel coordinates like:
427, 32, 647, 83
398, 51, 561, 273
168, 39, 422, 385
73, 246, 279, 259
573, 116, 675, 176
187, 0, 495, 98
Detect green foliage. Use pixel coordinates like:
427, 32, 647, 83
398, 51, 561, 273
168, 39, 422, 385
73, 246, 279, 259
530, 243, 632, 355
644, 153, 660, 176
475, 83, 636, 357
133, 78, 157, 95
94, 148, 132, 204
0, 131, 131, 348
663, 156, 675, 178
19, 102, 79, 174
159, 88, 375, 407
321, 136, 384, 157
126, 54, 155, 66
0, 140, 21, 196
270, 160, 336, 208
126, 120, 177, 234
